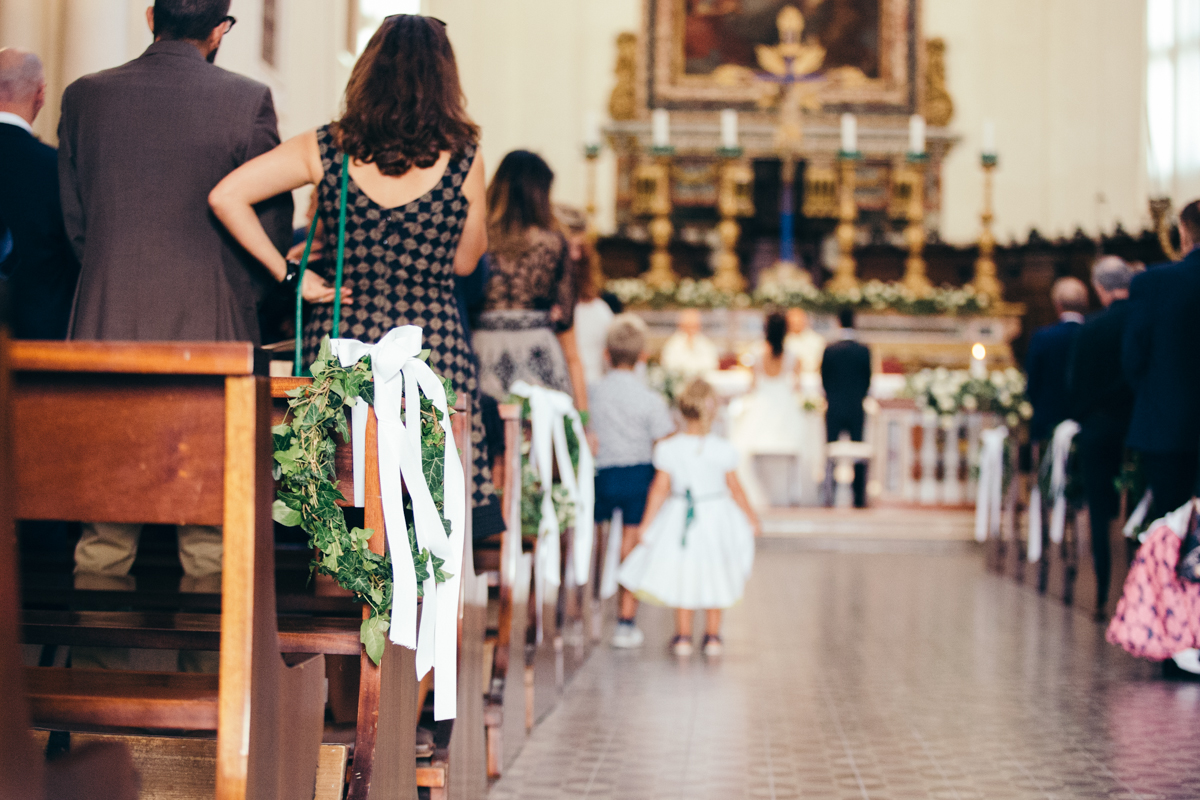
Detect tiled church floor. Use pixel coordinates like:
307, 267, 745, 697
490, 542, 1200, 800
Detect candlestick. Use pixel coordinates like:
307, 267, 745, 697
840, 113, 857, 154
652, 109, 670, 149
584, 144, 603, 292
908, 114, 926, 156
970, 343, 987, 379
826, 153, 860, 293
970, 156, 1004, 302
901, 158, 932, 295
982, 119, 996, 157
720, 109, 739, 150
584, 110, 602, 151
712, 157, 754, 293
635, 152, 676, 289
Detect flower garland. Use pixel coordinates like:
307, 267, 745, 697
606, 277, 995, 316
904, 366, 1032, 428
271, 338, 455, 663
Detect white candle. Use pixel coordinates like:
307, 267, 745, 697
652, 109, 670, 148
840, 113, 857, 153
909, 114, 926, 155
584, 111, 601, 149
982, 119, 996, 156
720, 109, 739, 149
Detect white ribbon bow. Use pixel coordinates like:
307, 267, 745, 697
331, 327, 466, 721
1048, 420, 1081, 546
509, 381, 594, 639
974, 426, 1008, 543
1026, 483, 1043, 563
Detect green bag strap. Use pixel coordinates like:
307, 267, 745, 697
293, 154, 351, 377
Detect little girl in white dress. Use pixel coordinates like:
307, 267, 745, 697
618, 378, 760, 656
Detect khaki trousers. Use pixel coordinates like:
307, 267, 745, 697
72, 523, 222, 671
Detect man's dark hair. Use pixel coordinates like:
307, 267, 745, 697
153, 0, 231, 42
838, 307, 855, 329
1180, 200, 1200, 248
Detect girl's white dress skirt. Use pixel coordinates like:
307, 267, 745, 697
618, 434, 755, 609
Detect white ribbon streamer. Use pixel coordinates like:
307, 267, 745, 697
509, 381, 594, 640
1048, 420, 1081, 545
974, 426, 1008, 543
331, 327, 466, 721
1123, 489, 1154, 539
1027, 484, 1043, 563
599, 507, 623, 601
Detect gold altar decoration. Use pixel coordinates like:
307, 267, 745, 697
803, 164, 838, 218
901, 158, 932, 296
609, 32, 639, 122
634, 157, 677, 289
713, 158, 755, 293
888, 165, 917, 220
584, 146, 604, 292
1149, 196, 1182, 262
826, 156, 860, 293
969, 156, 1003, 302
924, 38, 954, 127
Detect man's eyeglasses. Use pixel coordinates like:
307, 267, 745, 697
219, 15, 237, 33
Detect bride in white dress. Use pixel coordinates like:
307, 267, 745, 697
732, 312, 810, 507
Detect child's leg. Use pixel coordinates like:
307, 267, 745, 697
674, 608, 694, 638
704, 609, 722, 637
617, 523, 640, 621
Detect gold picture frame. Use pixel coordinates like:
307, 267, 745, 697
645, 0, 920, 112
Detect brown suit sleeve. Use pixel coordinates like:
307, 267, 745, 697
56, 83, 86, 264
246, 88, 293, 257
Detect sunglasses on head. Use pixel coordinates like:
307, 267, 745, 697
383, 13, 447, 26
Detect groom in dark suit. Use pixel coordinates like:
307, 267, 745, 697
1124, 200, 1200, 521
0, 49, 79, 339
822, 308, 873, 507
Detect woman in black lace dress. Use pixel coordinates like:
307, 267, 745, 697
209, 14, 504, 537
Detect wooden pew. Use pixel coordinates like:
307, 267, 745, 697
477, 404, 532, 778
11, 341, 325, 799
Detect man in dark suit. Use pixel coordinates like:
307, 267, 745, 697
57, 0, 293, 609
59, 0, 292, 345
1026, 277, 1088, 443
822, 308, 872, 507
1124, 199, 1200, 522
0, 49, 79, 339
1068, 257, 1136, 614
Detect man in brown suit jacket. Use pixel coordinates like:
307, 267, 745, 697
57, 0, 292, 629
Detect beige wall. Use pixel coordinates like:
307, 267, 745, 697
1, 0, 1153, 244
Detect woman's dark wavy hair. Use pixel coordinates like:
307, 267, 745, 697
765, 311, 787, 357
487, 150, 556, 246
332, 15, 478, 176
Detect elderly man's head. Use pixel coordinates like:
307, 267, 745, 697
0, 49, 45, 124
679, 309, 703, 337
1050, 276, 1089, 317
1091, 256, 1135, 307
786, 307, 809, 334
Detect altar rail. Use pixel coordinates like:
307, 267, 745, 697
870, 399, 999, 508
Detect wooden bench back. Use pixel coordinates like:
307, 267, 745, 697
11, 341, 314, 800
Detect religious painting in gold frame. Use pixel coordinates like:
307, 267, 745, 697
646, 0, 919, 112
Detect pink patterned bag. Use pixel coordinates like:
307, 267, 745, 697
1107, 524, 1200, 661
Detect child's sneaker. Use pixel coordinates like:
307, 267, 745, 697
671, 635, 694, 656
611, 621, 645, 649
702, 634, 723, 657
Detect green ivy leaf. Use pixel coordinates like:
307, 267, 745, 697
360, 613, 389, 665
272, 499, 302, 527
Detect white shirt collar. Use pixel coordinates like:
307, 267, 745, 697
836, 328, 859, 341
1059, 312, 1085, 325
0, 112, 33, 135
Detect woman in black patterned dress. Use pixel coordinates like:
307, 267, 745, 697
210, 14, 505, 537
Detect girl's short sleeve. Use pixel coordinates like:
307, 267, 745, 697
652, 437, 674, 472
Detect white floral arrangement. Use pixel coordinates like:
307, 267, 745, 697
905, 367, 1033, 428
607, 277, 994, 316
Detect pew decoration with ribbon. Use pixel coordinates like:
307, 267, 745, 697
1025, 419, 1083, 563
510, 381, 595, 639
974, 426, 1009, 543
272, 328, 467, 721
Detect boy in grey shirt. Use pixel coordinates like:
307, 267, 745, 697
590, 314, 675, 647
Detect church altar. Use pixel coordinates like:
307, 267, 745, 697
635, 307, 1022, 374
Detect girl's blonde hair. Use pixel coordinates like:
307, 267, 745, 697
677, 378, 716, 431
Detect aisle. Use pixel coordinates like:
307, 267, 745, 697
491, 543, 1199, 800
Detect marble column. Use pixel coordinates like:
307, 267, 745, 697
60, 0, 129, 87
